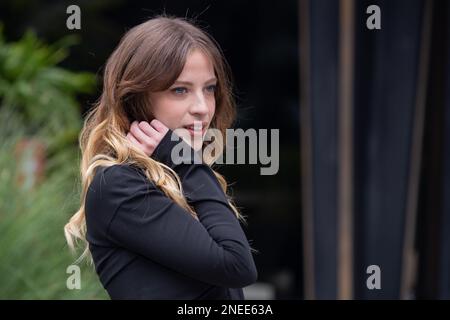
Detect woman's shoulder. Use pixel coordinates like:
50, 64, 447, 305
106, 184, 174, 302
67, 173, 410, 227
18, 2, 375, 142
87, 164, 150, 205
85, 163, 155, 226
85, 164, 144, 238
93, 163, 145, 181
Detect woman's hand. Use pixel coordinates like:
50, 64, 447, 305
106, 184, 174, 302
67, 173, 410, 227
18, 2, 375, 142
126, 119, 169, 157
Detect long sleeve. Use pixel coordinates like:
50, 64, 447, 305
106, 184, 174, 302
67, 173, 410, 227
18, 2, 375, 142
103, 130, 257, 288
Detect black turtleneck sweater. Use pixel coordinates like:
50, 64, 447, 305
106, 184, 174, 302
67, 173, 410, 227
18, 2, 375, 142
85, 129, 258, 299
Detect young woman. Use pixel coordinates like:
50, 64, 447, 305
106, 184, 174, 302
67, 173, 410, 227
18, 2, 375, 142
64, 15, 257, 300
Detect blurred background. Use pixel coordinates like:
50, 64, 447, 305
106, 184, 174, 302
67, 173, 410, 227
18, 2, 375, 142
0, 0, 448, 300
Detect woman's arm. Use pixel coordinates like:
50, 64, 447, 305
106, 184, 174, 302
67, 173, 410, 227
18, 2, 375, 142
100, 131, 257, 288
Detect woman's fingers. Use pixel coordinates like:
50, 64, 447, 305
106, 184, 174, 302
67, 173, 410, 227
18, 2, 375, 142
138, 121, 159, 137
128, 120, 168, 156
130, 121, 154, 146
126, 132, 141, 148
150, 119, 169, 135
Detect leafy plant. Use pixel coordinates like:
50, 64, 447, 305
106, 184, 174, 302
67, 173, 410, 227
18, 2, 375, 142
0, 25, 107, 299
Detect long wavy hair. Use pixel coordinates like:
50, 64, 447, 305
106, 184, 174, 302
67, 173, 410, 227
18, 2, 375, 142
64, 15, 244, 263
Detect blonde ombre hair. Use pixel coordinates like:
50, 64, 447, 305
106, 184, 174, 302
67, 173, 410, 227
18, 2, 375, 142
64, 15, 244, 263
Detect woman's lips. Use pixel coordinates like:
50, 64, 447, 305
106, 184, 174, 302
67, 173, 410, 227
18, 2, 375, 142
185, 127, 204, 136
183, 125, 205, 136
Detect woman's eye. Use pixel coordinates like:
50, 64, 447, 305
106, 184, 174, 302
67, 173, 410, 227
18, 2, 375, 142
171, 87, 188, 95
205, 85, 217, 93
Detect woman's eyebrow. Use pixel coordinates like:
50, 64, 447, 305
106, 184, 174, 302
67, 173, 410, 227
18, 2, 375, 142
172, 78, 217, 86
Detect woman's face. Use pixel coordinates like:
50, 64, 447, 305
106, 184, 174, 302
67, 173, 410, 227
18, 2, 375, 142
149, 49, 217, 149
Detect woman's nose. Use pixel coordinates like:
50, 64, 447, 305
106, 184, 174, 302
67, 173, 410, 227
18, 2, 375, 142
189, 93, 209, 115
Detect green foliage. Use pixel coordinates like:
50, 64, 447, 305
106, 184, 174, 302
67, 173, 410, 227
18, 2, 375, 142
0, 24, 96, 173
0, 25, 107, 299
